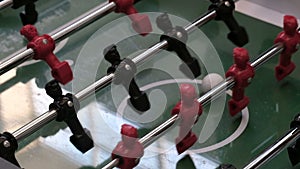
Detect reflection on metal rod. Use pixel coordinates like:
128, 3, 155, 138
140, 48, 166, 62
75, 73, 115, 102
12, 110, 58, 141
102, 159, 120, 169
243, 127, 300, 169
0, 0, 13, 10
184, 10, 217, 33
0, 1, 116, 76
139, 114, 179, 147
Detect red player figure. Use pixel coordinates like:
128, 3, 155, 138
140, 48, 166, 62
111, 124, 144, 169
274, 15, 300, 81
20, 25, 73, 84
171, 84, 202, 154
226, 47, 255, 116
109, 0, 152, 35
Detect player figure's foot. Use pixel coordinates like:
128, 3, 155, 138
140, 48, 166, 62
275, 62, 296, 81
131, 14, 152, 36
52, 61, 73, 85
228, 96, 249, 116
175, 132, 197, 154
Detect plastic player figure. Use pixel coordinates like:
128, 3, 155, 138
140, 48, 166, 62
274, 15, 300, 81
226, 47, 255, 116
20, 25, 73, 84
111, 124, 144, 169
109, 0, 152, 35
171, 84, 202, 154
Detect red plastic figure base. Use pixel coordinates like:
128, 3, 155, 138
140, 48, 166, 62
171, 84, 202, 154
111, 124, 144, 169
175, 132, 197, 154
228, 96, 249, 116
226, 47, 255, 116
109, 0, 152, 35
20, 25, 73, 84
275, 62, 296, 81
274, 15, 300, 81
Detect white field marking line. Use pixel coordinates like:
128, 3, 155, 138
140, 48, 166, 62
250, 134, 276, 154
235, 1, 300, 28
276, 103, 279, 113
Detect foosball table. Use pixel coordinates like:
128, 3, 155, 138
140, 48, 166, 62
0, 0, 300, 169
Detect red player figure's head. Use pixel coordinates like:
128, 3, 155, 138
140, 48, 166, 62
283, 15, 298, 36
180, 84, 197, 105
20, 25, 38, 41
121, 124, 138, 147
233, 47, 249, 69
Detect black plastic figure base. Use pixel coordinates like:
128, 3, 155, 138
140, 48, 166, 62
209, 0, 248, 46
45, 80, 94, 153
0, 157, 20, 169
0, 132, 19, 167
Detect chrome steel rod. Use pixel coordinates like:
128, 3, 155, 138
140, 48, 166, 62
50, 1, 116, 42
0, 1, 116, 76
103, 159, 120, 169
139, 114, 179, 147
251, 43, 284, 71
184, 10, 217, 33
0, 0, 13, 10
102, 42, 286, 169
75, 73, 115, 102
12, 110, 58, 141
243, 127, 300, 169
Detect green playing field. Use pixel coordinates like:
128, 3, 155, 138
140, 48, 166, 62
0, 0, 300, 169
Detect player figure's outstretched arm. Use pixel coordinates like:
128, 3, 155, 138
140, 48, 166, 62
171, 101, 181, 116
197, 101, 203, 116
274, 32, 285, 44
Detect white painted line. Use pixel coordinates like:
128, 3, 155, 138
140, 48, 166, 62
250, 134, 276, 154
236, 0, 300, 28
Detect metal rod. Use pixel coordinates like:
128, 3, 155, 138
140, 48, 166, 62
12, 110, 58, 141
103, 159, 120, 169
243, 127, 300, 169
139, 114, 179, 147
251, 43, 284, 71
102, 42, 286, 169
131, 40, 168, 65
0, 1, 116, 76
184, 10, 217, 33
75, 73, 115, 102
0, 0, 13, 10
50, 1, 115, 42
